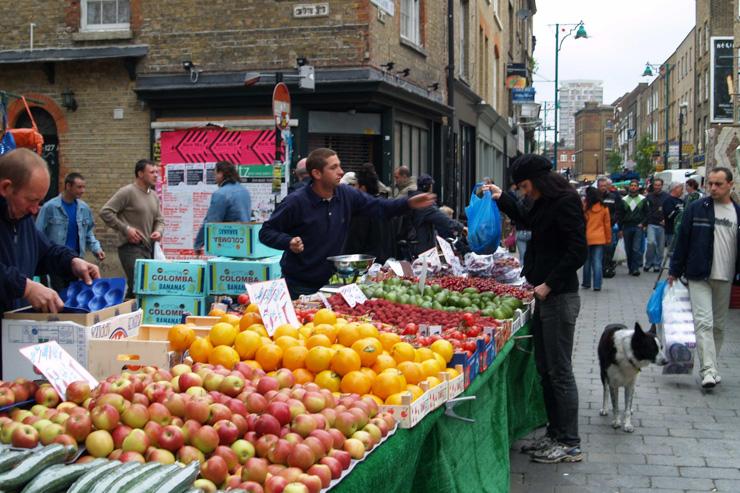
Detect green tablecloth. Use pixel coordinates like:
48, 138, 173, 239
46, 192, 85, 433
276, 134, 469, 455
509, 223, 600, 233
333, 323, 546, 493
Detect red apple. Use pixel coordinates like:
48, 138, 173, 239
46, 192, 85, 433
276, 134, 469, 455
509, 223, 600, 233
184, 397, 211, 424
266, 402, 291, 427
319, 457, 342, 479
208, 403, 232, 424
246, 393, 268, 414
255, 414, 281, 437
214, 444, 239, 473
203, 372, 225, 392
220, 375, 246, 397
35, 385, 61, 408
199, 455, 228, 485
274, 369, 295, 389
147, 447, 176, 464
9, 383, 30, 402
119, 450, 146, 463
343, 437, 365, 459
65, 413, 93, 442
284, 482, 309, 493
302, 392, 326, 414
320, 408, 336, 428
302, 436, 326, 460
334, 412, 358, 438
242, 456, 269, 484
267, 438, 293, 466
291, 414, 317, 438
214, 419, 240, 445
231, 438, 256, 464
278, 467, 303, 483
192, 425, 219, 454
231, 413, 248, 437
91, 403, 120, 431
111, 424, 133, 449
297, 473, 322, 493
227, 398, 248, 416
181, 419, 202, 444
164, 393, 187, 417
256, 376, 279, 395
122, 428, 149, 454
96, 393, 128, 414
148, 402, 172, 426
0, 387, 16, 406
158, 424, 185, 452
328, 449, 351, 469
255, 434, 279, 459
143, 421, 163, 447
65, 381, 91, 404
85, 429, 114, 457
265, 475, 288, 493
121, 403, 149, 429
177, 445, 205, 465
287, 443, 315, 471
11, 424, 39, 448
53, 433, 78, 451
110, 378, 135, 401
38, 422, 65, 445
178, 372, 203, 392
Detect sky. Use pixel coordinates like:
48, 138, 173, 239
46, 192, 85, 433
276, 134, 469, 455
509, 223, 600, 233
532, 0, 696, 109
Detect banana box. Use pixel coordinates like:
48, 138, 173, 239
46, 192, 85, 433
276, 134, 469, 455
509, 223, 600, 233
134, 259, 207, 296
138, 295, 206, 325
205, 222, 282, 259
207, 256, 282, 295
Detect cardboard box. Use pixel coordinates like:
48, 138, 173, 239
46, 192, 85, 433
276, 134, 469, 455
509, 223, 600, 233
138, 295, 205, 325
207, 256, 282, 295
2, 301, 142, 381
134, 259, 207, 296
205, 222, 282, 259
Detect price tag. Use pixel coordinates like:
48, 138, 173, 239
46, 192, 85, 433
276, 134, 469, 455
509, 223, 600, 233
338, 284, 368, 308
418, 247, 442, 269
418, 260, 428, 295
318, 292, 332, 309
19, 341, 98, 399
386, 260, 405, 277
436, 236, 457, 265
484, 326, 496, 337
428, 325, 442, 336
246, 279, 300, 336
418, 324, 429, 336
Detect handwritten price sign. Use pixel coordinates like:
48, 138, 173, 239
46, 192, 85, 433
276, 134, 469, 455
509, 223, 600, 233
19, 341, 98, 398
246, 279, 300, 336
338, 284, 368, 308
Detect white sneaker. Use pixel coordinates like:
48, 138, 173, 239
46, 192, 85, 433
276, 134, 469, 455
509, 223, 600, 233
701, 374, 716, 389
715, 374, 722, 384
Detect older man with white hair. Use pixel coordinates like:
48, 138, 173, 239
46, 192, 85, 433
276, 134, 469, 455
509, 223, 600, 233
663, 181, 685, 252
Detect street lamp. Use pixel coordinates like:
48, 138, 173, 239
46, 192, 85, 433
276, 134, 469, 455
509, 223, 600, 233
552, 21, 588, 169
678, 101, 688, 167
642, 61, 672, 169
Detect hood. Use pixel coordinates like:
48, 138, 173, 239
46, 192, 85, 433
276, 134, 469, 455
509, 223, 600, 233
590, 203, 604, 213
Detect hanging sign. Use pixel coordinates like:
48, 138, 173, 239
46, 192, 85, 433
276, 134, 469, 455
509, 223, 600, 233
338, 284, 368, 308
19, 341, 98, 399
246, 279, 300, 335
273, 83, 291, 130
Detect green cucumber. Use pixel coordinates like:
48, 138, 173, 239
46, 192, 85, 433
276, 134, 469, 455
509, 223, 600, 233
0, 450, 33, 473
108, 461, 161, 493
151, 461, 200, 493
87, 461, 144, 493
20, 458, 108, 493
124, 464, 179, 493
67, 460, 123, 493
0, 444, 69, 490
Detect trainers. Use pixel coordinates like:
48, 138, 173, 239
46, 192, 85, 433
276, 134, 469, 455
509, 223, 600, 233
520, 435, 555, 454
701, 374, 716, 389
630, 271, 641, 277
531, 443, 583, 463
715, 374, 722, 384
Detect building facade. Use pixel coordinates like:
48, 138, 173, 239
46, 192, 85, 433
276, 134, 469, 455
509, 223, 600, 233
558, 79, 603, 149
613, 83, 648, 168
574, 102, 614, 179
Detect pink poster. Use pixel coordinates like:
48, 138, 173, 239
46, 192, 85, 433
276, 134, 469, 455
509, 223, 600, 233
160, 128, 280, 165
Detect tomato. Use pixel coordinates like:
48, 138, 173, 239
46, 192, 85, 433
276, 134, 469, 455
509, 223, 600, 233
237, 293, 249, 305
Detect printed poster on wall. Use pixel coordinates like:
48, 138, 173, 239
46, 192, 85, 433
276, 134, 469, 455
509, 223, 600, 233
158, 128, 288, 259
710, 37, 733, 123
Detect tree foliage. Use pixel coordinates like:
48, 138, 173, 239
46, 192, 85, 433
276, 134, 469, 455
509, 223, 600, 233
606, 151, 622, 174
633, 135, 656, 178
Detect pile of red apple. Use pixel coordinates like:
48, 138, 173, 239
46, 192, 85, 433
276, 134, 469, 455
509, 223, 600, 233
0, 378, 40, 407
0, 363, 395, 493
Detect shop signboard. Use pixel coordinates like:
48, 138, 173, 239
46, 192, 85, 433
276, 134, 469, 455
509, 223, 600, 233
710, 37, 733, 123
512, 87, 535, 103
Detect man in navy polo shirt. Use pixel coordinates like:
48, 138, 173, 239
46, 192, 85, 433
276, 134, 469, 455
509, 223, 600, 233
260, 148, 436, 299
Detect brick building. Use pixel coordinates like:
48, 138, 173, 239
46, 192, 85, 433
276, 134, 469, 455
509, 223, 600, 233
574, 102, 614, 179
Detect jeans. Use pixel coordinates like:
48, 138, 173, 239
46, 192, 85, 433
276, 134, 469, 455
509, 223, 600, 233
688, 279, 733, 378
118, 243, 152, 298
645, 224, 665, 269
622, 226, 644, 274
582, 245, 604, 289
531, 292, 581, 446
665, 233, 674, 254
603, 225, 619, 269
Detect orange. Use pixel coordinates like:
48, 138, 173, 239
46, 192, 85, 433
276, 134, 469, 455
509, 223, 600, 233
273, 324, 300, 340
362, 394, 384, 406
239, 312, 263, 332
282, 345, 309, 371
247, 324, 268, 338
371, 353, 397, 373
432, 352, 447, 369
234, 330, 262, 360
255, 344, 283, 372
246, 303, 260, 313
209, 345, 239, 369
313, 324, 338, 344
168, 324, 196, 352
189, 336, 213, 364
292, 368, 314, 384
337, 323, 361, 347
406, 384, 424, 400
420, 358, 443, 379
274, 336, 301, 351
391, 342, 416, 363
414, 347, 435, 362
330, 348, 361, 376
305, 346, 334, 373
335, 318, 348, 326
314, 370, 341, 392
306, 334, 332, 349
209, 322, 237, 347
442, 367, 460, 379
430, 339, 454, 363
357, 323, 379, 339
426, 376, 442, 388
331, 343, 346, 352
384, 392, 411, 406
298, 326, 313, 340
396, 361, 424, 385
312, 308, 337, 326
372, 370, 406, 400
208, 308, 226, 317
359, 367, 377, 382
340, 371, 373, 395
220, 313, 241, 326
378, 332, 401, 352
351, 338, 382, 367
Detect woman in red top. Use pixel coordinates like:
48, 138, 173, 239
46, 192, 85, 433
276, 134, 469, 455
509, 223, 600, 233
582, 187, 612, 291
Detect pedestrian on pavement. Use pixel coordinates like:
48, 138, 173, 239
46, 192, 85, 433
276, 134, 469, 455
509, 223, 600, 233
620, 179, 649, 276
194, 161, 251, 254
684, 178, 703, 206
36, 172, 105, 292
482, 154, 587, 464
259, 148, 436, 299
392, 165, 417, 198
582, 187, 612, 291
507, 185, 532, 266
597, 177, 622, 278
663, 182, 685, 253
100, 159, 165, 298
288, 158, 311, 194
669, 167, 739, 389
643, 178, 670, 272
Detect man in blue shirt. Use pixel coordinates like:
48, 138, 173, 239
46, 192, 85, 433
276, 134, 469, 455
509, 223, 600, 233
260, 148, 436, 299
36, 172, 105, 292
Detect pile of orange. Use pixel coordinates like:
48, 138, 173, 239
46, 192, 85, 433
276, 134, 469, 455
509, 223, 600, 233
168, 307, 459, 404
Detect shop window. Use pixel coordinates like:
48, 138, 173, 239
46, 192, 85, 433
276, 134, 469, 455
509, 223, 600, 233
82, 0, 130, 31
401, 0, 422, 46
395, 121, 430, 177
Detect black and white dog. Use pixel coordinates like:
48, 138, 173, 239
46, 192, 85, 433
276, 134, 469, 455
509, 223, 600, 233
598, 323, 668, 432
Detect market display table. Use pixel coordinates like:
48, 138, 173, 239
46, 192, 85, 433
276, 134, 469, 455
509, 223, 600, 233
333, 322, 546, 493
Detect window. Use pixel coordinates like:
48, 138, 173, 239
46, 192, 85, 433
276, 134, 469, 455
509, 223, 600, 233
401, 0, 422, 46
705, 71, 709, 101
571, 154, 576, 162
605, 137, 613, 150
81, 0, 130, 31
394, 121, 430, 177
460, 1, 470, 79
560, 154, 568, 162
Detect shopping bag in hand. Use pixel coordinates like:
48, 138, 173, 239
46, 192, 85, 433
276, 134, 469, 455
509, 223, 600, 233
661, 281, 695, 375
646, 279, 667, 324
153, 241, 167, 260
613, 238, 627, 263
465, 190, 501, 255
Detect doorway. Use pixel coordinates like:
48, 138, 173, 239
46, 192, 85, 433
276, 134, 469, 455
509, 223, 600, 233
14, 107, 59, 203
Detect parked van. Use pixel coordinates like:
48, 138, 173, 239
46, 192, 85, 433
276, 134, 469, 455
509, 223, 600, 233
653, 168, 704, 188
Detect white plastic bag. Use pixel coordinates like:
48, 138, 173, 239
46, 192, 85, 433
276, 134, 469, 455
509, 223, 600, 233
613, 239, 627, 263
153, 241, 167, 261
661, 281, 696, 375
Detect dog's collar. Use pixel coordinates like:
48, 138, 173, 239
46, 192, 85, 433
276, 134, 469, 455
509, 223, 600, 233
628, 358, 642, 372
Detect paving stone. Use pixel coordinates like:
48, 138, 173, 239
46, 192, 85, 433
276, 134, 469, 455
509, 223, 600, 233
714, 479, 740, 491
586, 473, 651, 488
651, 476, 716, 490
679, 466, 740, 480
645, 454, 706, 467
587, 452, 647, 464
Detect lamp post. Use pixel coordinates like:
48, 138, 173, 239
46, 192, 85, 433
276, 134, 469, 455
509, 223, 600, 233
678, 101, 688, 167
553, 21, 588, 169
642, 62, 672, 168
